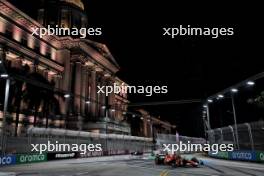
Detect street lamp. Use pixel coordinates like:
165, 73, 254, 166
207, 99, 213, 103
231, 92, 239, 149
64, 94, 70, 98
217, 94, 224, 99
85, 101, 91, 104
0, 74, 8, 78
247, 81, 255, 86
231, 88, 238, 93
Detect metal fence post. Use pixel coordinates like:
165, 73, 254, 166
228, 125, 236, 149
218, 128, 223, 143
245, 123, 254, 151
206, 105, 211, 130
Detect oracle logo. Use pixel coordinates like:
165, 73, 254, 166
0, 156, 15, 165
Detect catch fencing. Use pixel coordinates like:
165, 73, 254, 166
156, 133, 206, 153
207, 120, 264, 151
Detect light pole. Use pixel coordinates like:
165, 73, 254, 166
206, 104, 211, 130
1, 78, 10, 155
231, 93, 240, 150
64, 94, 70, 129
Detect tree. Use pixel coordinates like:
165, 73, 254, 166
21, 71, 61, 128
3, 62, 62, 136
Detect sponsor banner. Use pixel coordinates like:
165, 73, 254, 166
0, 155, 16, 166
256, 151, 264, 162
16, 153, 47, 164
229, 151, 256, 161
80, 151, 103, 158
47, 152, 78, 160
208, 151, 228, 159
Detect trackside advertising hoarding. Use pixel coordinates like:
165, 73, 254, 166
209, 150, 264, 162
256, 151, 264, 162
0, 155, 16, 166
16, 153, 47, 164
47, 152, 79, 160
230, 151, 256, 161
208, 151, 229, 159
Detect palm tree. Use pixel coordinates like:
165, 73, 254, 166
2, 60, 62, 135
1, 63, 30, 136
21, 71, 61, 128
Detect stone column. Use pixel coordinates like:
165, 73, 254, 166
0, 44, 6, 62
74, 62, 82, 130
99, 75, 107, 117
96, 74, 103, 118
74, 62, 81, 114
108, 79, 115, 119
90, 68, 97, 119
54, 74, 62, 128
85, 69, 91, 117
80, 65, 86, 116
58, 49, 71, 117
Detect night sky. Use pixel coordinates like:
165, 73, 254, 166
9, 0, 263, 136
85, 1, 263, 136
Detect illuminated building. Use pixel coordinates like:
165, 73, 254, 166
0, 0, 130, 135
130, 109, 175, 138
37, 0, 87, 28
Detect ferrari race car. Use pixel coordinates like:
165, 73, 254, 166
155, 153, 203, 167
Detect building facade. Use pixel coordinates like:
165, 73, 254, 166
130, 109, 175, 138
0, 0, 130, 136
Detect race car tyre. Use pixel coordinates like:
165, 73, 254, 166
155, 158, 160, 165
182, 159, 187, 167
171, 162, 177, 168
191, 157, 199, 163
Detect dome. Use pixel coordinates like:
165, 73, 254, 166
61, 0, 84, 10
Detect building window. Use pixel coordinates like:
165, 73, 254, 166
21, 37, 27, 46
46, 51, 51, 59
6, 29, 12, 39
34, 42, 40, 54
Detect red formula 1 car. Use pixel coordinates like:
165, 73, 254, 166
155, 153, 203, 167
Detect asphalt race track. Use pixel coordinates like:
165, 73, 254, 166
1, 154, 264, 176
